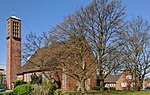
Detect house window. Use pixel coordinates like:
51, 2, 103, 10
63, 73, 67, 86
63, 66, 67, 86
121, 82, 127, 87
105, 84, 108, 87
24, 74, 27, 82
86, 78, 90, 90
29, 73, 32, 82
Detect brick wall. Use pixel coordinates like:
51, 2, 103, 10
6, 17, 21, 89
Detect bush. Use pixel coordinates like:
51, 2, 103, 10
109, 87, 116, 91
13, 84, 32, 95
104, 87, 108, 91
0, 86, 6, 90
64, 91, 90, 95
2, 91, 14, 95
93, 86, 101, 90
31, 84, 47, 95
48, 84, 57, 95
93, 86, 108, 91
14, 80, 27, 88
30, 73, 42, 84
0, 92, 3, 95
54, 89, 62, 95
0, 91, 14, 95
31, 83, 57, 95
64, 91, 80, 95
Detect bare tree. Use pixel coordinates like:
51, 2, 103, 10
47, 9, 100, 93
49, 0, 126, 91
23, 31, 97, 93
49, 23, 98, 93
22, 31, 50, 64
83, 0, 125, 89
22, 32, 62, 88
60, 36, 96, 93
118, 17, 150, 90
49, 0, 125, 91
144, 77, 150, 88
23, 0, 126, 92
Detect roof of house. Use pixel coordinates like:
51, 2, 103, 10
104, 75, 121, 83
0, 64, 6, 71
0, 69, 4, 71
18, 36, 95, 74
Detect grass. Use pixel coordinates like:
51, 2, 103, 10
0, 90, 150, 95
110, 91, 150, 95
63, 91, 150, 95
87, 91, 150, 95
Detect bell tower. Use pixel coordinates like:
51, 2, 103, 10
6, 15, 21, 89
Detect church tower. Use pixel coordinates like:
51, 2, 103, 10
6, 15, 21, 89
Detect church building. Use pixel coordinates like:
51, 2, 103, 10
6, 16, 97, 90
6, 16, 21, 89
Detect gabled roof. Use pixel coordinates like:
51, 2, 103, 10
18, 44, 61, 74
18, 36, 94, 74
104, 75, 121, 83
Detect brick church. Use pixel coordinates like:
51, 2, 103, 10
6, 16, 21, 89
6, 16, 97, 90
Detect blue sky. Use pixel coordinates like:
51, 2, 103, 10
0, 0, 150, 65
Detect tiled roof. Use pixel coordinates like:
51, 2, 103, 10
17, 44, 61, 74
18, 36, 94, 74
104, 75, 121, 83
0, 64, 6, 71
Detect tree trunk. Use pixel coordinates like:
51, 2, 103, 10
98, 65, 104, 91
54, 80, 62, 89
138, 77, 144, 91
134, 65, 138, 91
78, 80, 86, 94
98, 76, 104, 91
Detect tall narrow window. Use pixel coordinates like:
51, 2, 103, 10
63, 73, 67, 86
63, 67, 67, 86
7, 21, 10, 38
13, 21, 19, 38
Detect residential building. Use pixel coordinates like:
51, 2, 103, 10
143, 78, 150, 89
104, 68, 139, 90
104, 75, 120, 88
0, 64, 6, 87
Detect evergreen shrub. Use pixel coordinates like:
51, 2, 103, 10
13, 84, 32, 95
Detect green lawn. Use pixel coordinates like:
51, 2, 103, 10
63, 91, 150, 95
112, 91, 150, 95
88, 91, 150, 95
1, 90, 150, 95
